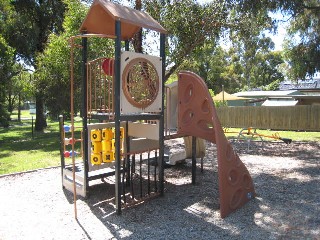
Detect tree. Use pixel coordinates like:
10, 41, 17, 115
3, 0, 66, 131
144, 0, 227, 81
230, 0, 320, 79
180, 42, 238, 93
36, 0, 114, 119
283, 2, 320, 79
0, 35, 15, 127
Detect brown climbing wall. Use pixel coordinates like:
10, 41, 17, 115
177, 71, 255, 218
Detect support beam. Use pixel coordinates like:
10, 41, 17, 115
114, 20, 122, 214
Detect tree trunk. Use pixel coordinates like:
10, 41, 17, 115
133, 0, 143, 53
35, 94, 46, 131
18, 92, 21, 122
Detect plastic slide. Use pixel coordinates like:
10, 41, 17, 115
177, 71, 255, 218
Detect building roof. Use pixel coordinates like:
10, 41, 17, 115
234, 90, 302, 98
79, 0, 167, 40
262, 99, 298, 106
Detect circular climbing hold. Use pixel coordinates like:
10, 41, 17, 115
243, 174, 252, 190
183, 84, 194, 104
181, 109, 194, 125
227, 169, 239, 186
229, 188, 243, 210
201, 99, 210, 114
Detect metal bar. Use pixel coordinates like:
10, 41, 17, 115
99, 60, 103, 110
108, 60, 112, 116
125, 122, 130, 185
114, 20, 122, 214
87, 63, 91, 116
139, 153, 143, 198
131, 154, 135, 199
192, 136, 196, 184
125, 40, 129, 51
154, 150, 157, 192
122, 152, 126, 204
147, 151, 150, 195
111, 59, 114, 116
70, 37, 77, 219
165, 86, 171, 136
159, 33, 166, 195
81, 36, 89, 197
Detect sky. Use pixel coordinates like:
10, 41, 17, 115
120, 0, 288, 51
265, 12, 289, 51
197, 0, 288, 51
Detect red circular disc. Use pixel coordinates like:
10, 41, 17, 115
102, 58, 113, 76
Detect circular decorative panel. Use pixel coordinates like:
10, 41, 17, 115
122, 57, 160, 109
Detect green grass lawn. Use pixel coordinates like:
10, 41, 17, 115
10, 109, 34, 119
0, 120, 61, 174
0, 112, 82, 175
1, 111, 319, 175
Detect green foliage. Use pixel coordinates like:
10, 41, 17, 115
233, 0, 320, 78
208, 89, 215, 97
144, 0, 285, 90
36, 34, 72, 119
283, 2, 320, 78
2, 0, 320, 126
145, 0, 227, 80
0, 35, 15, 127
262, 79, 280, 91
1, 0, 67, 131
5, 0, 66, 65
214, 100, 228, 108
36, 0, 114, 119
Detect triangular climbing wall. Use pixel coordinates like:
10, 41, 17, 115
177, 71, 255, 218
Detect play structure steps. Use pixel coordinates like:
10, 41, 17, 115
62, 163, 86, 197
62, 163, 119, 197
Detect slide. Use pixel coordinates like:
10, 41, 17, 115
177, 71, 255, 218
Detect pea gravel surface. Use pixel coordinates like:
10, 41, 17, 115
0, 140, 319, 240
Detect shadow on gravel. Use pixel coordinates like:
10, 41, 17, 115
252, 170, 320, 239
63, 141, 319, 239
67, 162, 267, 239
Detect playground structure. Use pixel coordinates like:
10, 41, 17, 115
60, 0, 255, 219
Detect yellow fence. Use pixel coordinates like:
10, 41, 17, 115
216, 105, 320, 131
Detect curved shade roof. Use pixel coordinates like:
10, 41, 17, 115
80, 0, 167, 40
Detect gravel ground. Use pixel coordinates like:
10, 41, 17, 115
0, 140, 319, 240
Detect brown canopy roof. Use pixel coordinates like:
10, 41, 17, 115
79, 0, 167, 40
